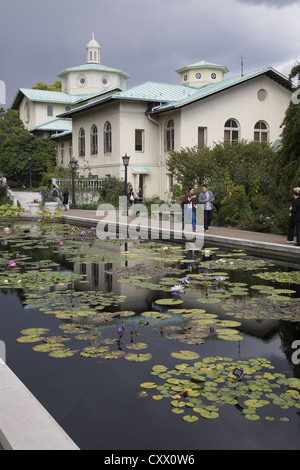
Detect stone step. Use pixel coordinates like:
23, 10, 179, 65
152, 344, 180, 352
9, 191, 41, 210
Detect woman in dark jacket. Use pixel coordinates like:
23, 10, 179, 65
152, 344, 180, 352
62, 188, 69, 211
287, 190, 300, 246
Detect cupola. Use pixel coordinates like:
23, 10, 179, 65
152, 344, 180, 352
176, 61, 229, 87
86, 33, 101, 64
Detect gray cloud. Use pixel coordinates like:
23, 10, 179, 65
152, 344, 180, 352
236, 0, 298, 7
1, 0, 299, 108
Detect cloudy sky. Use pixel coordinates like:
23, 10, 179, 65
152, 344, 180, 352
1, 0, 299, 108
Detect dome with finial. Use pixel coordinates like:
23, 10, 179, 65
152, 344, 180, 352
86, 33, 100, 64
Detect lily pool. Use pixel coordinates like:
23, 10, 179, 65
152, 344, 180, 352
1, 221, 300, 450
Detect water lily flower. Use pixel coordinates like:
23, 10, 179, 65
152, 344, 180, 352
116, 326, 123, 334
9, 260, 17, 268
171, 284, 184, 295
3, 227, 10, 235
215, 276, 226, 290
59, 241, 64, 245
179, 276, 189, 283
203, 249, 211, 257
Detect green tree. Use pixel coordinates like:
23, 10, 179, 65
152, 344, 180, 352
0, 107, 25, 147
166, 145, 212, 190
275, 63, 300, 194
0, 132, 56, 186
32, 81, 62, 92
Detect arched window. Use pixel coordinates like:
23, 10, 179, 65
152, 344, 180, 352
79, 128, 85, 157
60, 142, 64, 164
254, 121, 269, 142
224, 119, 239, 142
104, 121, 112, 153
91, 124, 98, 155
165, 119, 174, 151
47, 105, 53, 117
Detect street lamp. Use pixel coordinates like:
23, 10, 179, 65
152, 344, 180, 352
70, 159, 77, 209
28, 154, 32, 189
122, 153, 130, 216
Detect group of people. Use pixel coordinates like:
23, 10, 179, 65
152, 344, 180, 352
181, 183, 300, 246
50, 185, 69, 211
128, 186, 143, 207
182, 184, 214, 232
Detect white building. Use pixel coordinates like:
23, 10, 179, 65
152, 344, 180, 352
12, 35, 293, 200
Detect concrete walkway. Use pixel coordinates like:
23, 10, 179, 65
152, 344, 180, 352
33, 208, 300, 263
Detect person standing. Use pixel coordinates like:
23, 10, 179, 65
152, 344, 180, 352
182, 187, 197, 232
128, 188, 134, 207
287, 190, 300, 246
62, 187, 69, 211
198, 184, 215, 232
137, 186, 143, 202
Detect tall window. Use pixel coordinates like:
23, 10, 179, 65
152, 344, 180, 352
47, 105, 53, 116
135, 129, 144, 151
224, 119, 239, 142
91, 124, 98, 155
104, 121, 112, 153
79, 128, 85, 157
165, 119, 174, 151
254, 121, 268, 142
198, 127, 207, 148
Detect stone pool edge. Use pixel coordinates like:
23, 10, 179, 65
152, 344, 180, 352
0, 359, 79, 450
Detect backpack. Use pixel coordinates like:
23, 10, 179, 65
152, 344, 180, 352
52, 188, 58, 197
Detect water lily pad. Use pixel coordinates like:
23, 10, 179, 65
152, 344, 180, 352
155, 299, 183, 306
171, 351, 200, 360
124, 352, 153, 362
182, 414, 198, 422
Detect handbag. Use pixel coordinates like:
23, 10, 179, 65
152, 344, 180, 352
130, 194, 134, 201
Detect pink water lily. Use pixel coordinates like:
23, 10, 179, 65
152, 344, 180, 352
9, 260, 17, 268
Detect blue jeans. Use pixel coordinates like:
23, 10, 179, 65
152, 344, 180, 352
182, 207, 196, 231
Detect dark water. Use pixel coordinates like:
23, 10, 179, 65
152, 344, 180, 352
1, 226, 300, 450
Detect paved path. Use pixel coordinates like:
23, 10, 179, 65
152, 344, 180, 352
22, 209, 300, 262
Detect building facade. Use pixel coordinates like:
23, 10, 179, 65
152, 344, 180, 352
12, 36, 293, 200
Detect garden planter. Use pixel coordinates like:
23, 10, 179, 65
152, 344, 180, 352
28, 203, 40, 215
44, 202, 60, 213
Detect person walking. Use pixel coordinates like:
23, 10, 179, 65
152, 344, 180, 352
62, 187, 69, 211
128, 188, 134, 207
287, 190, 300, 246
182, 187, 197, 232
198, 184, 215, 232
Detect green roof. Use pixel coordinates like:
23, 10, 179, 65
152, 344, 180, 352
57, 63, 130, 79
58, 66, 292, 118
30, 118, 72, 133
115, 81, 196, 101
150, 67, 292, 113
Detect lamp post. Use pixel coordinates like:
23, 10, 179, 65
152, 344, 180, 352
122, 153, 130, 216
70, 159, 77, 209
28, 154, 32, 189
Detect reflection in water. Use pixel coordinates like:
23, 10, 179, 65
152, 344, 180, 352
1, 224, 300, 450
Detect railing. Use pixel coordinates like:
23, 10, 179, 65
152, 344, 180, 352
54, 178, 103, 191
